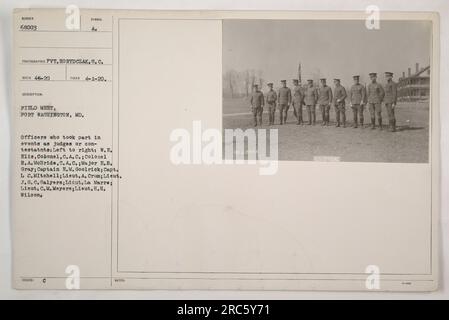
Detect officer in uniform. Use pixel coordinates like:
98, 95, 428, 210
317, 78, 333, 126
265, 82, 277, 126
367, 72, 385, 129
384, 72, 398, 132
250, 84, 264, 127
304, 79, 318, 125
292, 79, 305, 125
333, 79, 347, 127
349, 75, 367, 128
277, 80, 291, 125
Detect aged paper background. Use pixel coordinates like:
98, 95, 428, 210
6, 7, 442, 294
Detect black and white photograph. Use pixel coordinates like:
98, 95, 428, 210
2, 2, 446, 299
222, 19, 432, 163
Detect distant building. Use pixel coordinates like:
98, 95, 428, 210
397, 63, 430, 102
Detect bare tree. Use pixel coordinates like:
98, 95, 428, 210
250, 70, 256, 93
257, 70, 264, 88
244, 70, 250, 97
223, 70, 238, 98
229, 73, 235, 98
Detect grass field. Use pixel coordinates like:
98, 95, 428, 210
223, 97, 430, 163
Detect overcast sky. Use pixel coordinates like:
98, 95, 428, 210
223, 19, 432, 87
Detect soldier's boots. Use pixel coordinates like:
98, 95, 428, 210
279, 111, 283, 125
353, 114, 358, 128
321, 111, 326, 125
258, 116, 263, 126
371, 118, 376, 129
336, 113, 340, 127
378, 117, 383, 130
360, 117, 364, 129
389, 119, 396, 132
307, 110, 312, 125
312, 112, 316, 125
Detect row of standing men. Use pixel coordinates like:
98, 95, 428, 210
250, 72, 398, 132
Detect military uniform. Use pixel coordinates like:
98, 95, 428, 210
266, 87, 277, 126
304, 83, 318, 125
367, 78, 385, 129
384, 75, 398, 132
250, 89, 264, 126
333, 83, 347, 127
317, 84, 333, 125
349, 80, 367, 128
277, 84, 292, 125
292, 84, 305, 124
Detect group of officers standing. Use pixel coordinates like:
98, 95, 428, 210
250, 72, 398, 132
